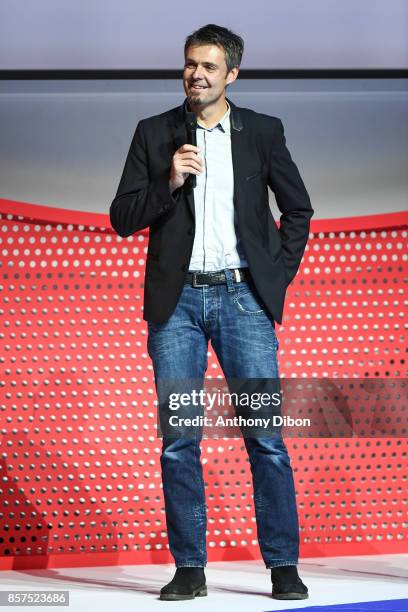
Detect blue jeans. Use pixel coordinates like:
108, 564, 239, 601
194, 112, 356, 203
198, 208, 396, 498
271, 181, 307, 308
147, 268, 300, 569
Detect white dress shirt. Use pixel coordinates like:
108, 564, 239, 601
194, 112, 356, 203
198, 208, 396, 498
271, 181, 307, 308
188, 101, 248, 272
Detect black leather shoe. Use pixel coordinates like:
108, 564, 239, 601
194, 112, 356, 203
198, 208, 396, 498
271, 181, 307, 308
160, 567, 207, 601
271, 565, 309, 600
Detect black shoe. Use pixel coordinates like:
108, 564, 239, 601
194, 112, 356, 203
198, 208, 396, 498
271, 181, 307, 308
271, 565, 309, 600
160, 567, 207, 601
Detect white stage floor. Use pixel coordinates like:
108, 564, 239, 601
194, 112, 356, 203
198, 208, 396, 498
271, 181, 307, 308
1, 554, 407, 611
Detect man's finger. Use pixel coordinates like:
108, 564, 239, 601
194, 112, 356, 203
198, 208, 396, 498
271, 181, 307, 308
178, 144, 201, 154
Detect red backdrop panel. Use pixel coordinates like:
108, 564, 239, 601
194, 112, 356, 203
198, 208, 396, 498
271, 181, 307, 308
0, 199, 406, 570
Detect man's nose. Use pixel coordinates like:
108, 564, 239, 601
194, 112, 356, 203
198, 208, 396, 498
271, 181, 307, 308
192, 66, 204, 79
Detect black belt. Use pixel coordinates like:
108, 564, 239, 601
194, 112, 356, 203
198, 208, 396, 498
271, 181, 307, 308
184, 267, 251, 287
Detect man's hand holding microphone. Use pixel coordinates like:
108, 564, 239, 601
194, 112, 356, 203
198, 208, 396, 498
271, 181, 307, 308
169, 145, 203, 194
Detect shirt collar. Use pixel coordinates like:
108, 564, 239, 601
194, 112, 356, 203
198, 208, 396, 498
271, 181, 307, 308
196, 101, 231, 134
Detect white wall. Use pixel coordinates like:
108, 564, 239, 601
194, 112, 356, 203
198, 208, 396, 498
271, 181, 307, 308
1, 78, 407, 219
0, 0, 407, 69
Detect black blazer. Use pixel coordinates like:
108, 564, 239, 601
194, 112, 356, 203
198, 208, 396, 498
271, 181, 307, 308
110, 98, 314, 325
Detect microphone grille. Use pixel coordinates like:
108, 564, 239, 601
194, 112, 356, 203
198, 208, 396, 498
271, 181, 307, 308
185, 111, 197, 130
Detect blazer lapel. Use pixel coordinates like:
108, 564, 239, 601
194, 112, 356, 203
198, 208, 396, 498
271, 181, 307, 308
227, 98, 254, 213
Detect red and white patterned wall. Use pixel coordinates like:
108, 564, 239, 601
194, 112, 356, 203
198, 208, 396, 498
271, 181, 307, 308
0, 199, 406, 570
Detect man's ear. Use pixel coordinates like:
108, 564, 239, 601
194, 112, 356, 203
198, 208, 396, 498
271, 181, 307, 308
226, 67, 239, 86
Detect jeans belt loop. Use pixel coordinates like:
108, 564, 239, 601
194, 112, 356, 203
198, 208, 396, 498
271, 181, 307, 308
224, 268, 235, 293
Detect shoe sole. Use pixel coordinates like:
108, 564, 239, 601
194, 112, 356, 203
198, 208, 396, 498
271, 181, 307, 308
160, 586, 207, 601
272, 592, 309, 600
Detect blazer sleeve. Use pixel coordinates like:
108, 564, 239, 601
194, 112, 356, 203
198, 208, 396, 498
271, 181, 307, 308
109, 120, 182, 237
267, 118, 314, 285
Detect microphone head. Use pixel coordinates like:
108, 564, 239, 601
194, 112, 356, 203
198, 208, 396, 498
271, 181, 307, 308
185, 111, 197, 130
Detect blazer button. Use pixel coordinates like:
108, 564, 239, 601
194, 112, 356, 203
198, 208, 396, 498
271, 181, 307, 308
187, 228, 193, 236
181, 263, 189, 272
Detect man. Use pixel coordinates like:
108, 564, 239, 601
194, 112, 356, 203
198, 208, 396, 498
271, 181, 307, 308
110, 24, 313, 601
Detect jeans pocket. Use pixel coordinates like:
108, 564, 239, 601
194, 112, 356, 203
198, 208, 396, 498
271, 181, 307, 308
233, 286, 266, 315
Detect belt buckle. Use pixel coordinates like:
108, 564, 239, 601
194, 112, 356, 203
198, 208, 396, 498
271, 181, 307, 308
192, 272, 209, 287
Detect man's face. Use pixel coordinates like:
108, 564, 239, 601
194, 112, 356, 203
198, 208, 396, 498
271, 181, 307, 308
183, 44, 238, 108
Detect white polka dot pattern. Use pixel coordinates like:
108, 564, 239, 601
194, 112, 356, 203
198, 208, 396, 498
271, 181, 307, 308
0, 203, 406, 565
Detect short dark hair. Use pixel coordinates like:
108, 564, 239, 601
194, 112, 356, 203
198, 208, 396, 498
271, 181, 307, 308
184, 24, 244, 73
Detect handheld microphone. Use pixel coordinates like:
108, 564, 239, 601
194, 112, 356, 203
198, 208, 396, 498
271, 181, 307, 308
185, 111, 197, 190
